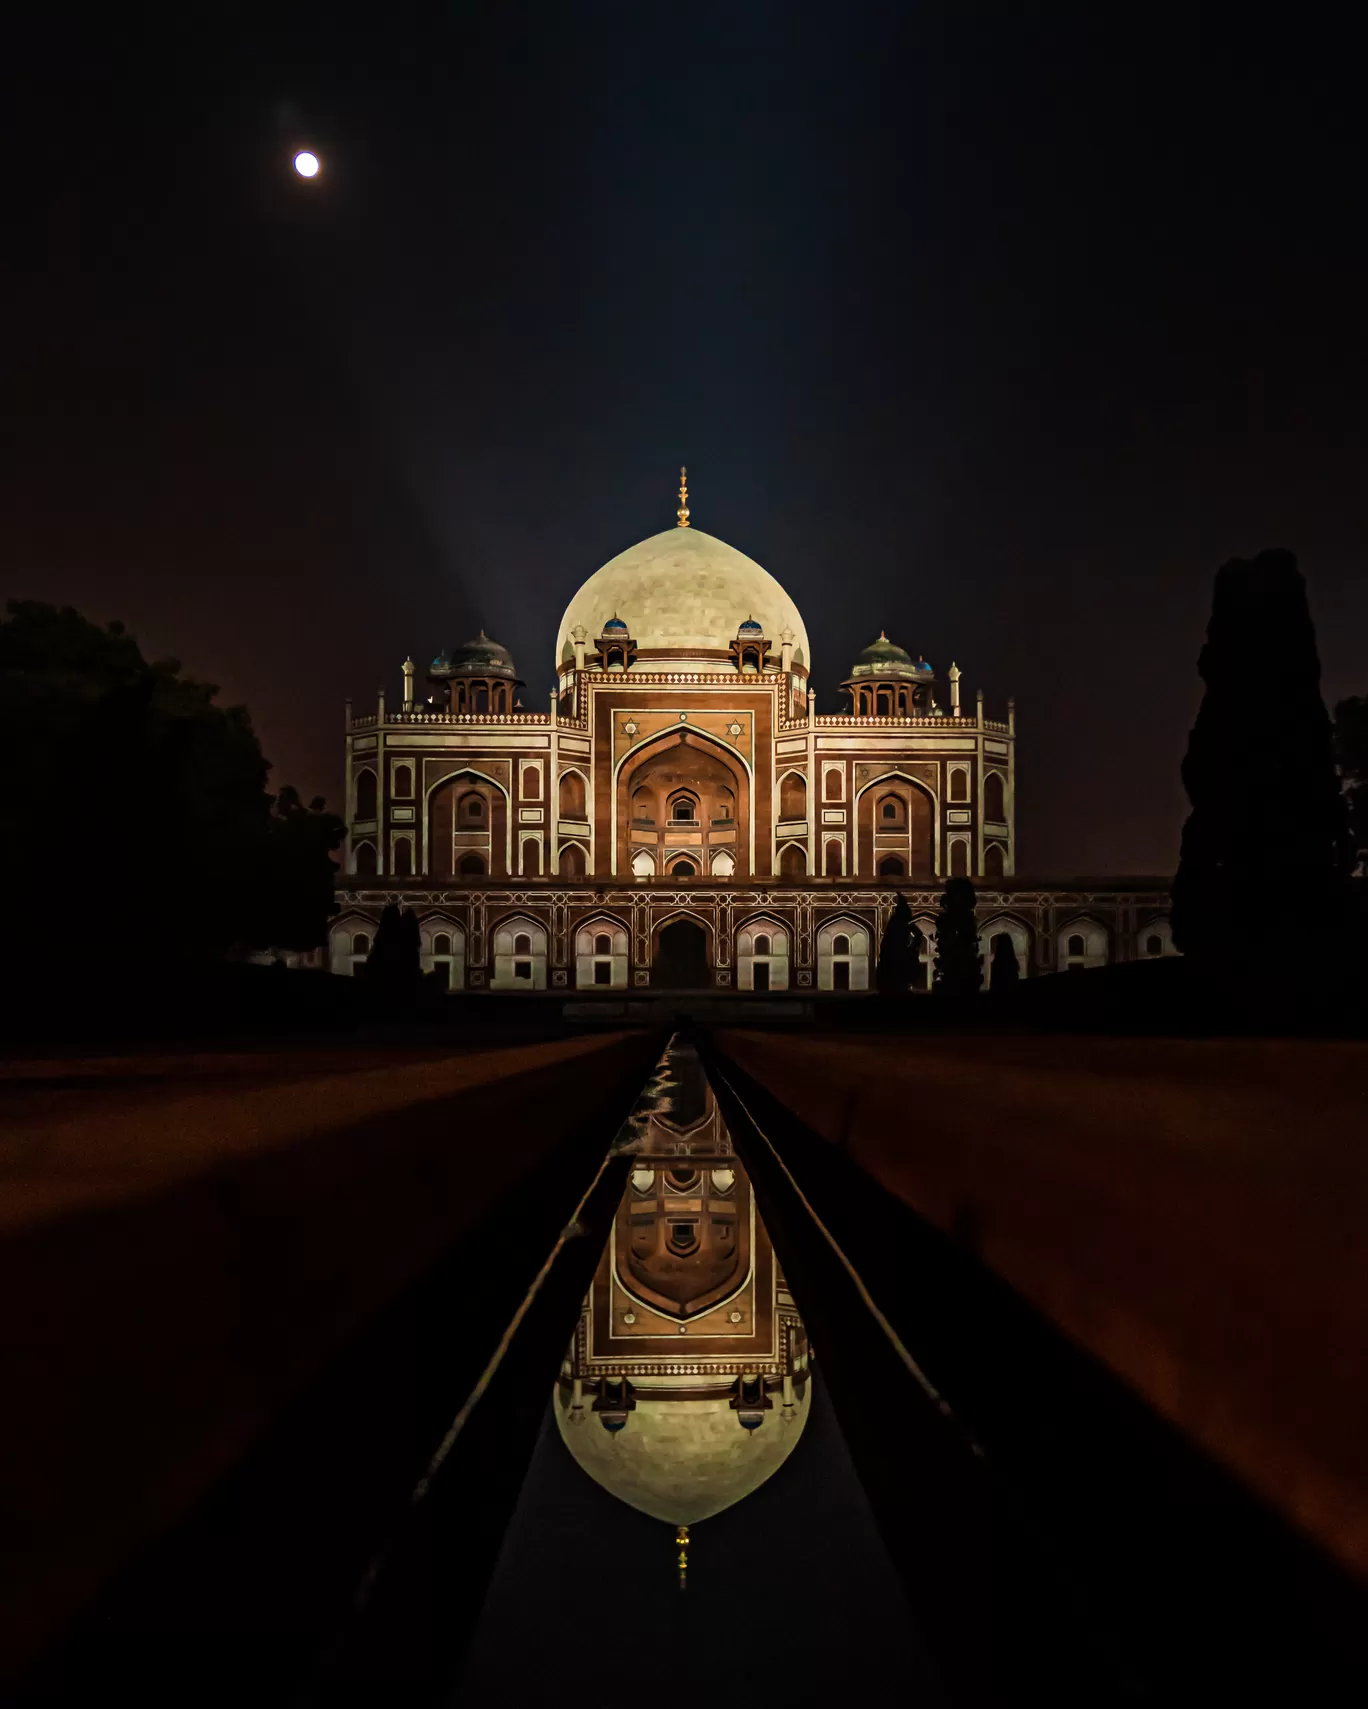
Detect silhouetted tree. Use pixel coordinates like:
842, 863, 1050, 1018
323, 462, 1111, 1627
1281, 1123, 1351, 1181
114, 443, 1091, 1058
933, 878, 982, 997
1172, 553, 1350, 974
1333, 695, 1368, 874
0, 601, 339, 974
361, 903, 422, 1007
239, 786, 345, 952
989, 933, 1020, 993
875, 894, 921, 994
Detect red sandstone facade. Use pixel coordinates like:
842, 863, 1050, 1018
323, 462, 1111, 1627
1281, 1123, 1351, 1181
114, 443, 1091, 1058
332, 507, 1172, 990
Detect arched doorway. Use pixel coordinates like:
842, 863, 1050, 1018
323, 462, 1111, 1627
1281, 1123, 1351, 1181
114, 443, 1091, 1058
652, 918, 712, 989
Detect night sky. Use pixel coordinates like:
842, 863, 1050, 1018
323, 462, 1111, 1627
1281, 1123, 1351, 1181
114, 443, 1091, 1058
7, 6, 1367, 874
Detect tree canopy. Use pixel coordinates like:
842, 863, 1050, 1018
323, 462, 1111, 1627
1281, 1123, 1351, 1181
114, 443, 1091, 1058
989, 933, 1020, 992
933, 877, 982, 997
360, 903, 423, 1008
0, 600, 343, 971
875, 894, 923, 994
1172, 553, 1350, 972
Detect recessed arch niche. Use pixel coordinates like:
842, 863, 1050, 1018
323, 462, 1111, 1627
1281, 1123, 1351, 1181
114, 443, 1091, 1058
650, 912, 714, 989
428, 767, 510, 879
855, 771, 935, 879
618, 729, 750, 877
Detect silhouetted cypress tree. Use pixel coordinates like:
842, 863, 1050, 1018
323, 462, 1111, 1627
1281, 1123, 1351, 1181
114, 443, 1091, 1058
362, 903, 422, 1006
876, 893, 920, 994
989, 933, 1020, 993
933, 878, 982, 997
1172, 552, 1350, 974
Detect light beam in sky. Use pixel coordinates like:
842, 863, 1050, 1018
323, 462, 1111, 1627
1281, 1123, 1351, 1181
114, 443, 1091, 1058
293, 151, 320, 178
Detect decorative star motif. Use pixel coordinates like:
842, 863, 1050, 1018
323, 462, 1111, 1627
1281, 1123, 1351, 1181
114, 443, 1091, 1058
622, 719, 638, 736
727, 722, 742, 737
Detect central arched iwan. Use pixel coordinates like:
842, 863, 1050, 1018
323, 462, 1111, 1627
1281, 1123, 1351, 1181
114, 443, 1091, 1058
618, 730, 750, 877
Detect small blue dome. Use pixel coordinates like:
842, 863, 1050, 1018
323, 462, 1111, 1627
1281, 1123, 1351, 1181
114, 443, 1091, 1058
602, 615, 629, 632
431, 649, 452, 668
738, 615, 764, 634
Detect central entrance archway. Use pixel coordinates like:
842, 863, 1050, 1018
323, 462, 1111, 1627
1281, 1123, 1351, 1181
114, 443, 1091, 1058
651, 918, 712, 990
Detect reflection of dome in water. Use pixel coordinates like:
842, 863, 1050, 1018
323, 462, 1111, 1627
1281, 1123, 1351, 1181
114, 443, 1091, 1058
554, 1383, 809, 1526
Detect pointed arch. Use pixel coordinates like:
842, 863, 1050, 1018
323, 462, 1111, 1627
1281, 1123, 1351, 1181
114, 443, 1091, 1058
614, 724, 754, 876
853, 768, 938, 878
353, 767, 377, 822
329, 912, 376, 976
574, 912, 630, 988
490, 911, 549, 988
816, 912, 872, 991
426, 764, 512, 878
649, 908, 716, 989
736, 912, 792, 992
558, 767, 588, 820
1057, 915, 1108, 972
976, 913, 1031, 980
778, 769, 807, 821
1138, 917, 1176, 959
419, 913, 466, 990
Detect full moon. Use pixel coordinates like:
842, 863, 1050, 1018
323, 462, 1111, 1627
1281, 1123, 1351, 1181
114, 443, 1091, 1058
293, 151, 320, 178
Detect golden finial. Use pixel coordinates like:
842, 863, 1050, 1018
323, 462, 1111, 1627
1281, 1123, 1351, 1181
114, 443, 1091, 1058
675, 1524, 690, 1590
677, 466, 691, 528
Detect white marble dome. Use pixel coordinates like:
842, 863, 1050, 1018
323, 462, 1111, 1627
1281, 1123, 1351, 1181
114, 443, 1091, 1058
554, 1383, 809, 1525
556, 528, 810, 669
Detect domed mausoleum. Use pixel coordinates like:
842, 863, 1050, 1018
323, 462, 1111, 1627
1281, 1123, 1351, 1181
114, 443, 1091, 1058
333, 469, 1175, 986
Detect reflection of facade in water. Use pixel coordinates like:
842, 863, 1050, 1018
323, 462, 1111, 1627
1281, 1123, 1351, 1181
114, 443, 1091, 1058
556, 1043, 810, 1531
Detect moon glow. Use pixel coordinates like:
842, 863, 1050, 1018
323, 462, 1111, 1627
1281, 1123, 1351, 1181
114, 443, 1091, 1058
293, 151, 320, 178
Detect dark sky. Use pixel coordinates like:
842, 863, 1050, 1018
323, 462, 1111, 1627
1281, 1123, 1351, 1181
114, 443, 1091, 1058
6, 5, 1367, 873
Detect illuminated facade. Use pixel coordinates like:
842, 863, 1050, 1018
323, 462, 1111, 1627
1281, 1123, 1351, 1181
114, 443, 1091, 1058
333, 476, 1173, 989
